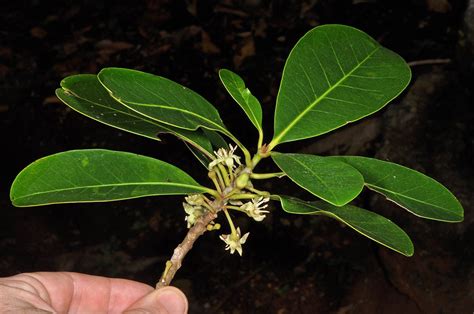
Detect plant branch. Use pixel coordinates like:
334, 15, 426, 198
251, 144, 271, 168
156, 207, 220, 288
156, 147, 267, 288
257, 129, 264, 151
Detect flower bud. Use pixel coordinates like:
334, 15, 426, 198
235, 173, 249, 189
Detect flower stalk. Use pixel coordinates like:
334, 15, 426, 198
250, 172, 285, 180
217, 163, 231, 186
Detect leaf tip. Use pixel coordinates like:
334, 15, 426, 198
402, 238, 415, 257
9, 191, 24, 207
402, 251, 414, 257
404, 247, 415, 257
329, 198, 353, 207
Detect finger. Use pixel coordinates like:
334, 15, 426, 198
0, 276, 54, 312
124, 286, 188, 314
4, 272, 154, 312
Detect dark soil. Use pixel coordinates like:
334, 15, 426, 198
1, 1, 473, 313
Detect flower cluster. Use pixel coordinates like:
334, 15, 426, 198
219, 227, 249, 256
182, 194, 205, 228
208, 144, 241, 170
184, 145, 272, 257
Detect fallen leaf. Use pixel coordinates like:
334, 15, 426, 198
201, 31, 221, 54
215, 4, 249, 17
233, 35, 255, 68
254, 18, 267, 38
30, 26, 48, 39
96, 40, 134, 62
426, 0, 451, 13
43, 95, 62, 105
96, 40, 134, 53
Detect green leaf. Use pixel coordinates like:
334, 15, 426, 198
272, 153, 364, 206
185, 129, 230, 169
278, 195, 414, 256
271, 24, 411, 147
97, 68, 230, 135
186, 143, 212, 169
219, 69, 263, 135
202, 128, 229, 151
57, 74, 214, 158
330, 156, 464, 222
10, 149, 210, 207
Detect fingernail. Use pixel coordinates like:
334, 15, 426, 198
156, 287, 188, 314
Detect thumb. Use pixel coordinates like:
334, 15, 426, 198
124, 286, 188, 314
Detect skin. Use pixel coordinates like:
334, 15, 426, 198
0, 272, 188, 313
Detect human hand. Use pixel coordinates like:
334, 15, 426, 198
0, 272, 188, 313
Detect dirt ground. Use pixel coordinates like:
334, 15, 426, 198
1, 1, 473, 313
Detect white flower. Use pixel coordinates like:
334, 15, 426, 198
185, 194, 204, 206
183, 194, 207, 228
183, 202, 204, 228
208, 144, 241, 170
219, 227, 249, 256
240, 197, 270, 222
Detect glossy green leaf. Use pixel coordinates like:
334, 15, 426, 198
219, 69, 263, 134
57, 74, 214, 158
202, 129, 229, 151
271, 24, 411, 147
272, 153, 364, 206
330, 156, 464, 222
10, 149, 210, 207
186, 143, 212, 169
278, 195, 414, 256
185, 129, 229, 169
97, 68, 230, 135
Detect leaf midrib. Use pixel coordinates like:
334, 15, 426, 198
280, 155, 339, 204
281, 198, 411, 255
228, 73, 262, 131
62, 88, 162, 127
366, 183, 462, 218
316, 210, 411, 255
13, 182, 208, 201
61, 89, 213, 155
272, 46, 380, 145
98, 73, 228, 134
117, 100, 231, 137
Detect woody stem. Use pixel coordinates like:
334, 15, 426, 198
156, 206, 221, 288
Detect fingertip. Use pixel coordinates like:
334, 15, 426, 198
124, 286, 188, 314
156, 287, 188, 314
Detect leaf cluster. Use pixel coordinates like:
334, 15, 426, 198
10, 25, 463, 256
